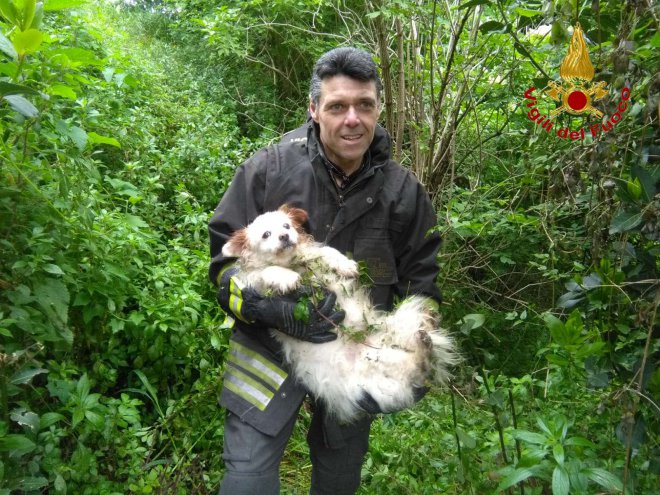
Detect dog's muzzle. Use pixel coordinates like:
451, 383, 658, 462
277, 234, 296, 253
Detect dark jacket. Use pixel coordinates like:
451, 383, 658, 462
208, 120, 441, 436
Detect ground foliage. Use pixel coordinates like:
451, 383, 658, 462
0, 0, 658, 493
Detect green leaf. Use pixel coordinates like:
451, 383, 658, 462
479, 20, 505, 33
0, 81, 41, 97
583, 467, 623, 491
0, 434, 36, 456
557, 293, 583, 309
513, 40, 533, 59
0, 0, 18, 24
511, 429, 548, 445
459, 313, 485, 334
0, 30, 17, 59
88, 131, 120, 147
553, 443, 565, 465
44, 0, 88, 10
564, 436, 596, 448
10, 409, 40, 433
515, 7, 541, 17
543, 314, 569, 344
496, 467, 539, 492
40, 412, 65, 428
631, 162, 657, 202
55, 474, 66, 493
552, 465, 570, 495
50, 46, 102, 67
29, 0, 42, 28
85, 410, 105, 429
68, 125, 87, 150
44, 263, 65, 275
124, 213, 148, 229
72, 408, 84, 428
15, 476, 48, 491
12, 28, 43, 55
48, 83, 77, 100
456, 428, 477, 449
10, 367, 48, 385
609, 210, 643, 234
3, 94, 38, 117
651, 31, 660, 48
626, 177, 642, 200
459, 0, 491, 9
34, 277, 69, 327
293, 299, 310, 322
102, 66, 114, 82
18, 0, 37, 30
76, 373, 90, 398
106, 177, 139, 197
134, 369, 159, 406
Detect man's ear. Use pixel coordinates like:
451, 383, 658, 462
222, 229, 248, 258
309, 95, 319, 123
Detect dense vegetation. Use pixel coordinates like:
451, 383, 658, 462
1, 0, 657, 493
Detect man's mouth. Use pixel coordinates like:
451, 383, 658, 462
342, 134, 363, 142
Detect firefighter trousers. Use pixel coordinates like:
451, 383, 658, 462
218, 406, 371, 494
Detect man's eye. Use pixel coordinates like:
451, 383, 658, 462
330, 103, 344, 111
360, 102, 375, 110
262, 231, 271, 239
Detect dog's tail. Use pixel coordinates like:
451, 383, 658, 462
427, 329, 459, 385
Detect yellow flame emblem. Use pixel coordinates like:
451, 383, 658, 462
546, 23, 607, 118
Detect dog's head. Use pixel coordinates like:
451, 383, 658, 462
222, 206, 309, 265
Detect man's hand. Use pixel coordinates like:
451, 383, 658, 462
217, 265, 343, 343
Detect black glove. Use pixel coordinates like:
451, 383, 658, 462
357, 385, 430, 415
216, 265, 343, 344
412, 385, 430, 403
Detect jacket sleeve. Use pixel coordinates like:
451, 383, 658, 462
392, 176, 442, 305
208, 148, 269, 285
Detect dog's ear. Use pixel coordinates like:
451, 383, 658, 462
284, 207, 309, 231
222, 229, 248, 258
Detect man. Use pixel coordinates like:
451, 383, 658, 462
208, 47, 441, 495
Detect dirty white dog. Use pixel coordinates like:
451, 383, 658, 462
222, 206, 457, 423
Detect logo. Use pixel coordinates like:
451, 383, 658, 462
522, 22, 631, 140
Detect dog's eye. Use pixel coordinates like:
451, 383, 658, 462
262, 231, 271, 239
283, 223, 290, 229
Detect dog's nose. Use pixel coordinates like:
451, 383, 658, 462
279, 233, 289, 242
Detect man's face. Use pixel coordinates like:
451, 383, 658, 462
309, 75, 381, 173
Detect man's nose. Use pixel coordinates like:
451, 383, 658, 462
345, 106, 360, 126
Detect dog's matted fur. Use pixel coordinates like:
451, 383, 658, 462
222, 206, 457, 422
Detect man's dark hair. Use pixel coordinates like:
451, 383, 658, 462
309, 47, 383, 105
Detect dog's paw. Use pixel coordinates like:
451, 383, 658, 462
261, 266, 300, 293
336, 258, 359, 278
320, 247, 359, 277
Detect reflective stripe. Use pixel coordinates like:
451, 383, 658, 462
228, 347, 287, 390
229, 277, 251, 323
217, 263, 234, 286
225, 365, 274, 411
230, 340, 288, 382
